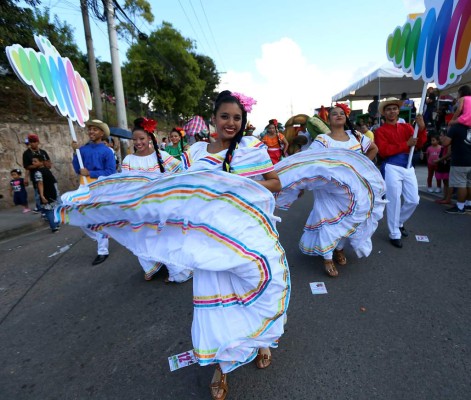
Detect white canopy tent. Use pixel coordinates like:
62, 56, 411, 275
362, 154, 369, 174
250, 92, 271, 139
440, 68, 471, 95
333, 63, 471, 101
332, 63, 425, 102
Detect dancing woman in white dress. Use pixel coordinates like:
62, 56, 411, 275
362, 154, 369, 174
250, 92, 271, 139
121, 117, 182, 281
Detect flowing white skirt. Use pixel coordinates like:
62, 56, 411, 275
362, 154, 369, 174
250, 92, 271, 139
274, 148, 386, 257
56, 170, 290, 373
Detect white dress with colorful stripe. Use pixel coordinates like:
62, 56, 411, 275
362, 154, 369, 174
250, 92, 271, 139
274, 148, 386, 258
181, 136, 290, 372
121, 151, 181, 174
56, 136, 290, 374
182, 136, 274, 178
310, 131, 371, 153
121, 151, 183, 279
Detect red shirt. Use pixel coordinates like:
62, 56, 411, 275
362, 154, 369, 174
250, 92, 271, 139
375, 122, 427, 159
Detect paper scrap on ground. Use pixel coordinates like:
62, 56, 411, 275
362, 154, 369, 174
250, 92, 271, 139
48, 244, 72, 258
310, 282, 328, 295
168, 350, 197, 371
415, 235, 429, 242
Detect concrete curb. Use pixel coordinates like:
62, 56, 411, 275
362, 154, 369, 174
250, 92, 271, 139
0, 218, 46, 242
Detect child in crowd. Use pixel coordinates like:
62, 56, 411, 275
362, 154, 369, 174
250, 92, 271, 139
425, 135, 442, 193
261, 119, 289, 164
166, 127, 188, 160
106, 137, 120, 171
9, 169, 30, 213
160, 137, 168, 150
434, 131, 452, 204
32, 155, 60, 233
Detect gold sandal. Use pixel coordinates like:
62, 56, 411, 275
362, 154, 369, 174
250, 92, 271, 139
210, 365, 228, 400
333, 249, 347, 266
255, 348, 272, 369
324, 259, 338, 277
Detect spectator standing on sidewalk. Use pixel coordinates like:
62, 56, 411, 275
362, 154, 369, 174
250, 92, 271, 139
32, 155, 59, 233
441, 87, 471, 214
22, 134, 51, 214
425, 134, 442, 193
9, 169, 30, 213
434, 130, 452, 204
72, 120, 116, 264
375, 98, 427, 248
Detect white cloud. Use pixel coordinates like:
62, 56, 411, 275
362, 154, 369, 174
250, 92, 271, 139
402, 0, 426, 13
218, 38, 357, 134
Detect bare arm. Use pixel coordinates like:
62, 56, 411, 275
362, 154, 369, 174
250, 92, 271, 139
37, 181, 47, 204
282, 137, 289, 157
433, 146, 451, 164
258, 170, 282, 193
449, 98, 464, 125
365, 142, 378, 161
441, 136, 452, 147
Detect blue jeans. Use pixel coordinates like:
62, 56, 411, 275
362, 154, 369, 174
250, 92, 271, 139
34, 187, 42, 211
41, 205, 59, 230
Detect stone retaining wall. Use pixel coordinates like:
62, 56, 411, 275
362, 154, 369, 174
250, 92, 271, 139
0, 122, 133, 209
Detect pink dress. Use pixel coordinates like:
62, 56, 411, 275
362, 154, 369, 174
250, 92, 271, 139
458, 96, 471, 126
426, 145, 441, 166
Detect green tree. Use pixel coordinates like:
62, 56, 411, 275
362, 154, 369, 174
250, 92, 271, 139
0, 0, 38, 67
193, 54, 220, 119
96, 60, 114, 96
123, 22, 205, 121
116, 0, 154, 43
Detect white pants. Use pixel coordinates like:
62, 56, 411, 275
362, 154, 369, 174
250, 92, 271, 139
384, 164, 420, 239
81, 227, 109, 255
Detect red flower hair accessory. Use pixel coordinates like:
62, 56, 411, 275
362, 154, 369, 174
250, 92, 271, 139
334, 103, 351, 117
175, 126, 186, 137
231, 92, 257, 113
141, 118, 157, 133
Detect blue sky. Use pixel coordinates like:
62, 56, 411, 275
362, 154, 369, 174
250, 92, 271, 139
26, 0, 426, 131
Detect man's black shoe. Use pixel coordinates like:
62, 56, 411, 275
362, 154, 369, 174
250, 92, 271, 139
399, 226, 409, 237
389, 239, 403, 248
445, 206, 465, 214
92, 255, 108, 265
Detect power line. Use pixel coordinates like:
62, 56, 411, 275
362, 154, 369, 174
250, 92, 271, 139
110, 1, 190, 84
176, 0, 209, 55
187, 0, 215, 58
197, 0, 226, 72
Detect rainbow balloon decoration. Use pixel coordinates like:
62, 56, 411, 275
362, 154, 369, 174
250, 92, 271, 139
5, 35, 92, 126
386, 0, 471, 89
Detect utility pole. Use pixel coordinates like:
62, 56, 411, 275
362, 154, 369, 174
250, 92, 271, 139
105, 0, 127, 130
80, 0, 103, 120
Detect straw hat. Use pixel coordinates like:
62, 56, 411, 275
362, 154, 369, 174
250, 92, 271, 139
86, 119, 110, 138
379, 97, 403, 115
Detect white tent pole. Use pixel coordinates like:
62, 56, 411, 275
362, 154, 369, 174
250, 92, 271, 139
378, 77, 381, 125
406, 83, 428, 168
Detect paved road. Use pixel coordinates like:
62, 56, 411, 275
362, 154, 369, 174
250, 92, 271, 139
1, 192, 470, 399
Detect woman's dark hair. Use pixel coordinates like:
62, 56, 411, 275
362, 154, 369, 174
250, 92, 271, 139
213, 90, 247, 172
133, 117, 165, 173
266, 119, 284, 149
458, 85, 471, 98
329, 106, 364, 154
170, 127, 186, 154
